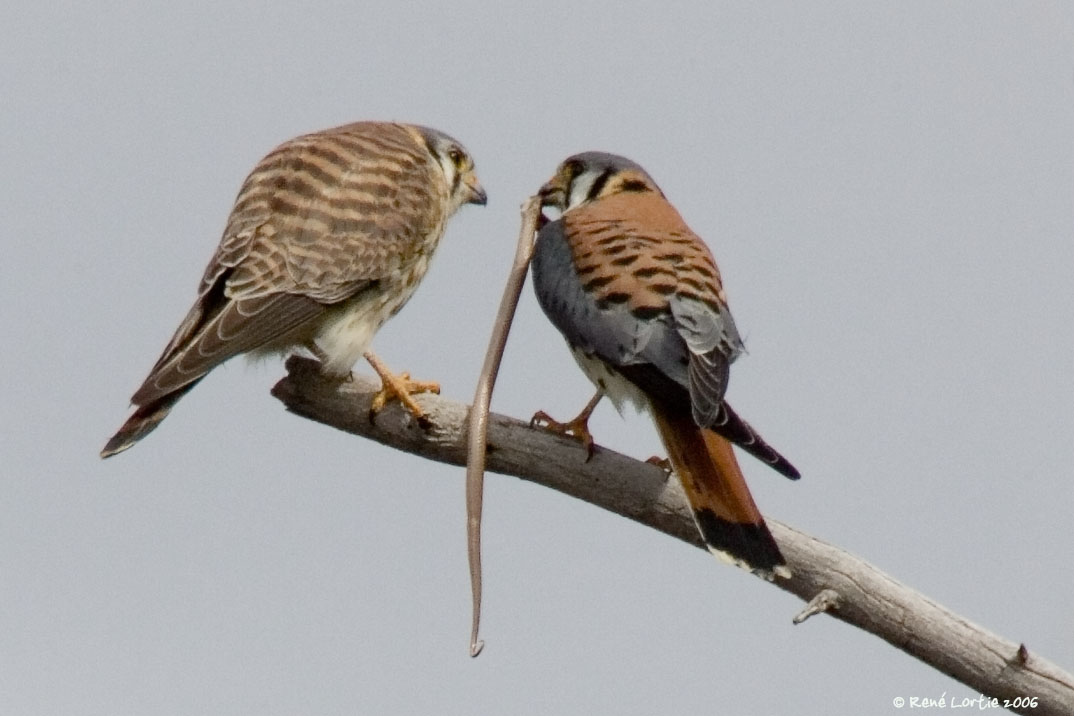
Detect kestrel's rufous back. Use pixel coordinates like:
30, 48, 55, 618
530, 152, 797, 578
102, 121, 486, 458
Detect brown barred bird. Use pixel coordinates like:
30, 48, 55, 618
101, 121, 486, 458
530, 152, 798, 578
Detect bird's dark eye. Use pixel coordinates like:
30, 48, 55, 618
564, 159, 584, 179
447, 147, 464, 166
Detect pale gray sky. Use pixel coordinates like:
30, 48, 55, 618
3, 2, 1073, 714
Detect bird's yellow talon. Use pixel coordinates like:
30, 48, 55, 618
370, 375, 439, 420
363, 351, 438, 422
529, 399, 599, 460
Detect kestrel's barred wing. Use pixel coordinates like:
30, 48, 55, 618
102, 121, 486, 458
530, 151, 797, 577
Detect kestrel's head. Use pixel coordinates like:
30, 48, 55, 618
538, 152, 663, 214
414, 125, 487, 213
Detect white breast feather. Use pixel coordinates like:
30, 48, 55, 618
313, 251, 435, 377
569, 347, 650, 415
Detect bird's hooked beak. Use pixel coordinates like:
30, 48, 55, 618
464, 174, 487, 206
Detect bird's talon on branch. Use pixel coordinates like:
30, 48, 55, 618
529, 409, 595, 458
368, 372, 440, 423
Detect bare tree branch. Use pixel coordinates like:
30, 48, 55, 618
272, 356, 1074, 716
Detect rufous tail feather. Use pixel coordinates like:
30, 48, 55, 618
651, 404, 789, 579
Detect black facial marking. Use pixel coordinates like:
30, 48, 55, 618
586, 169, 614, 200
563, 159, 584, 185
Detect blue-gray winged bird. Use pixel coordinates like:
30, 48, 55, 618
530, 152, 797, 578
102, 121, 486, 458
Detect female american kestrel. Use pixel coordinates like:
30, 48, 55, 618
530, 152, 797, 578
102, 121, 486, 458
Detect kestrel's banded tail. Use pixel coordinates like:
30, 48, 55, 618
101, 121, 486, 458
652, 397, 787, 575
530, 151, 796, 578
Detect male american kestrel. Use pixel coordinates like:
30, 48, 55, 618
101, 121, 486, 458
530, 152, 798, 578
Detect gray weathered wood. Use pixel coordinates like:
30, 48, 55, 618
272, 355, 1074, 716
